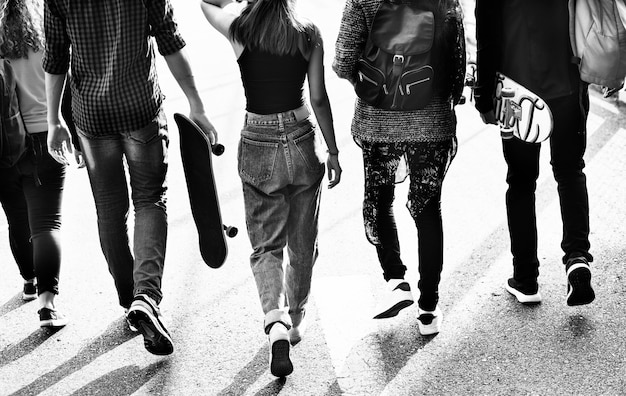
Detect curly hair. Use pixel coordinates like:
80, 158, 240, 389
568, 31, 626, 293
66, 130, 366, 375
0, 0, 44, 59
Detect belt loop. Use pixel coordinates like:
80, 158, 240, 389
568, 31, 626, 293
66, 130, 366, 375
277, 113, 285, 131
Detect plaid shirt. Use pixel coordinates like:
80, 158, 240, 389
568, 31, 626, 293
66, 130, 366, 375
43, 0, 186, 136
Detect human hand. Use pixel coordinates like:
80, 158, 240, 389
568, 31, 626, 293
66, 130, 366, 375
326, 154, 342, 189
480, 110, 497, 125
74, 149, 86, 168
47, 123, 73, 166
190, 111, 218, 146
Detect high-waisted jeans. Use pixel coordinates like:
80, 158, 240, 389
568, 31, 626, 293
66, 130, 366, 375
239, 106, 325, 332
0, 131, 66, 295
77, 110, 169, 308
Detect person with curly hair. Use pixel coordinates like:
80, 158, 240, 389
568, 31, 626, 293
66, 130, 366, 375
0, 0, 68, 328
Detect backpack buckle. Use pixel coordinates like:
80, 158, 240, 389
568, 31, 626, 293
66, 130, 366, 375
393, 55, 404, 65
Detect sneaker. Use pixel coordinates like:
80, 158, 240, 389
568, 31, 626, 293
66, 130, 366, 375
505, 278, 542, 304
417, 306, 442, 336
38, 307, 69, 328
126, 294, 173, 355
23, 281, 37, 301
373, 279, 414, 319
268, 323, 293, 377
123, 308, 138, 332
566, 257, 595, 306
288, 316, 307, 346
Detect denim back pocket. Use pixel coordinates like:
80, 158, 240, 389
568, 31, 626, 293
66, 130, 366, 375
128, 110, 168, 145
238, 136, 279, 186
293, 128, 324, 173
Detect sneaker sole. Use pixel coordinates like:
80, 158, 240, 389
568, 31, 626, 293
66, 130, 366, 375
566, 264, 595, 306
505, 283, 542, 305
270, 340, 293, 377
40, 317, 69, 328
23, 294, 37, 302
373, 299, 414, 319
418, 317, 441, 336
127, 306, 174, 355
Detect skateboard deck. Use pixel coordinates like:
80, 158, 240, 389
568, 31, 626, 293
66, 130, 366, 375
175, 113, 237, 269
495, 72, 553, 143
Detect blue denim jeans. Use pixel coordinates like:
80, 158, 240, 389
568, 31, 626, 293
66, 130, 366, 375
77, 110, 169, 307
0, 131, 66, 294
239, 107, 325, 332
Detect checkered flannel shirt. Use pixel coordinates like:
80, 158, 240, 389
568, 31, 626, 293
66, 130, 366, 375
43, 0, 186, 136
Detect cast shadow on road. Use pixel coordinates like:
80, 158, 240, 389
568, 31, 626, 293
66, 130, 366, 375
216, 344, 287, 396
0, 327, 61, 368
9, 317, 140, 396
69, 361, 168, 396
0, 293, 30, 317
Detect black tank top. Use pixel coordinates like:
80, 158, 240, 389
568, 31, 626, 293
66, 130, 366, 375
237, 47, 308, 114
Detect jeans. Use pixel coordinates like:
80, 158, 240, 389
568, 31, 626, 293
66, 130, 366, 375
77, 110, 169, 307
239, 107, 325, 332
360, 139, 456, 311
0, 131, 66, 294
503, 89, 591, 284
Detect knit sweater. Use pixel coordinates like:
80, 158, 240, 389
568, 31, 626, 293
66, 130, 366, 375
333, 0, 466, 143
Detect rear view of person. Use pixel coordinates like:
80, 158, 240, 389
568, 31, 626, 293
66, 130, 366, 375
201, 0, 342, 377
334, 0, 465, 335
0, 0, 68, 328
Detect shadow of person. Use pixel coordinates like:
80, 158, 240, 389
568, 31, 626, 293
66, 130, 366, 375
0, 293, 30, 317
217, 344, 271, 396
566, 314, 594, 338
0, 326, 62, 368
70, 361, 169, 396
9, 317, 140, 396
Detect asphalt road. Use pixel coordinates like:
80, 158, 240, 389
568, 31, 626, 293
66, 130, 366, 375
1, 1, 625, 395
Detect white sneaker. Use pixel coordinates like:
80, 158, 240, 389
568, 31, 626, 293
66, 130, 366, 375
417, 306, 442, 336
373, 279, 414, 319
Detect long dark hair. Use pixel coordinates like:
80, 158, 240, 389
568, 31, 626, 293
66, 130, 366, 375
229, 0, 315, 56
0, 0, 44, 59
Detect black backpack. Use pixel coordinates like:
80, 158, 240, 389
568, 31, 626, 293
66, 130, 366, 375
355, 0, 435, 111
0, 59, 27, 168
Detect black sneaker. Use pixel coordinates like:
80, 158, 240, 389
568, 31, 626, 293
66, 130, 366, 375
566, 257, 595, 306
23, 281, 37, 301
126, 294, 173, 355
270, 339, 293, 377
505, 278, 542, 304
39, 308, 69, 328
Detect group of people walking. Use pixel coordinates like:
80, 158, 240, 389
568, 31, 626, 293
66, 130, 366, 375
1, 0, 596, 379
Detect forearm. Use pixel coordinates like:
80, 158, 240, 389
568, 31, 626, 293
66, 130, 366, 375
311, 95, 339, 154
45, 72, 66, 126
164, 49, 205, 113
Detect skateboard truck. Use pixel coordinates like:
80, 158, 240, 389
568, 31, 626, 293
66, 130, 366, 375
499, 87, 521, 140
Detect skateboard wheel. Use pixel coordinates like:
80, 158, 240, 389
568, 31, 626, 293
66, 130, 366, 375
224, 226, 238, 238
212, 144, 225, 156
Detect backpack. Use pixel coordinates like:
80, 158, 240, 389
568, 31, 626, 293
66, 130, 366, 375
354, 0, 435, 111
569, 0, 626, 89
0, 59, 27, 168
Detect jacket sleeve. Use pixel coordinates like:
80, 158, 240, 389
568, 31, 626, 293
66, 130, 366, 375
446, 3, 467, 106
332, 0, 368, 85
474, 0, 500, 113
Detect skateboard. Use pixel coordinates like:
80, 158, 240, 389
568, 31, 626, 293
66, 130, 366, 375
175, 113, 237, 269
494, 72, 553, 143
